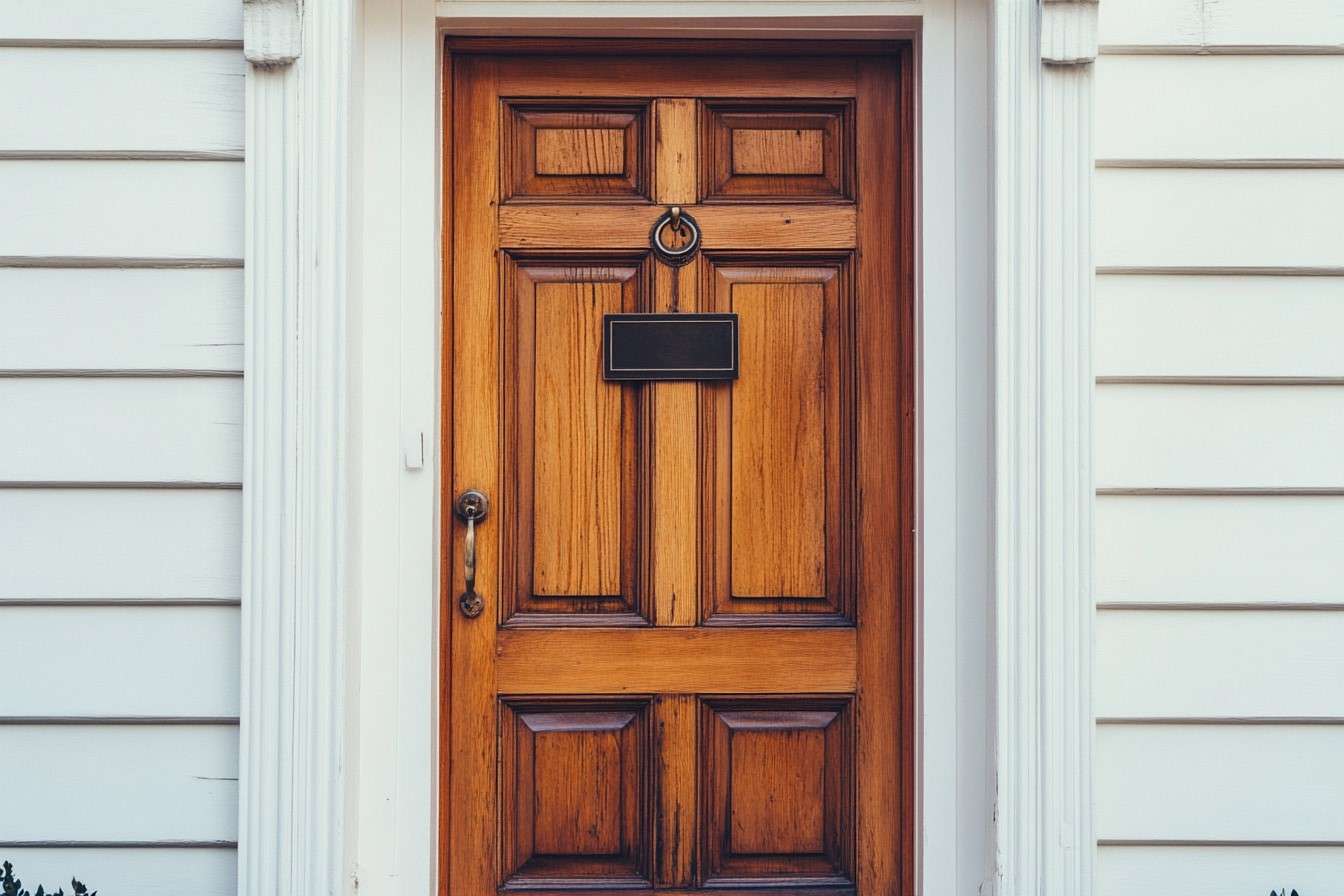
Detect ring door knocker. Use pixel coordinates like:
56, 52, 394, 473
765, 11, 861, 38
650, 205, 701, 267
454, 489, 489, 618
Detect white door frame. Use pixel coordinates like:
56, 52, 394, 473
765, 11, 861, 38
237, 1, 1097, 894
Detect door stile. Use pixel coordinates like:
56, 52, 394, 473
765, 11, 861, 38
853, 53, 915, 896
448, 54, 502, 896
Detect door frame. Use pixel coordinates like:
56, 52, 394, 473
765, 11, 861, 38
239, 1, 1099, 895
436, 34, 917, 896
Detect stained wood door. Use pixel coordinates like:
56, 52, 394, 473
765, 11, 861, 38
444, 40, 913, 896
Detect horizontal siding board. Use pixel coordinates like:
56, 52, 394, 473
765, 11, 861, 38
0, 847, 236, 896
1097, 609, 1344, 717
0, 605, 239, 717
0, 49, 244, 154
1204, 0, 1344, 48
1097, 724, 1344, 841
1096, 169, 1344, 267
1098, 0, 1344, 48
0, 268, 243, 373
0, 378, 242, 483
1096, 56, 1344, 159
0, 489, 240, 599
1098, 845, 1344, 896
1097, 0, 1201, 47
0, 724, 237, 841
1097, 495, 1344, 604
0, 160, 242, 260
1096, 275, 1344, 378
1096, 384, 1344, 488
0, 0, 241, 42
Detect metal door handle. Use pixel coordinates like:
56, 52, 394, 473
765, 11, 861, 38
454, 489, 489, 618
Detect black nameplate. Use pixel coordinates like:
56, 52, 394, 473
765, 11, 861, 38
603, 313, 739, 382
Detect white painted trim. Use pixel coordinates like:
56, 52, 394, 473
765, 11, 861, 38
239, 1, 353, 895
994, 1, 1097, 894
243, 0, 302, 65
244, 2, 1004, 895
1041, 0, 1098, 65
348, 1, 442, 894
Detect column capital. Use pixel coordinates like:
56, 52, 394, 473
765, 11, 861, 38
1042, 0, 1100, 65
243, 0, 302, 66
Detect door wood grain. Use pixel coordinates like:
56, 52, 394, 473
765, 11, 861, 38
443, 38, 915, 896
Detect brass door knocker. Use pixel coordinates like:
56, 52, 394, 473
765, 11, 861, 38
650, 205, 700, 267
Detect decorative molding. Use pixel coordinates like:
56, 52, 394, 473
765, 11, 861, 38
239, 1, 352, 896
243, 0, 303, 66
1041, 0, 1099, 65
994, 1, 1096, 894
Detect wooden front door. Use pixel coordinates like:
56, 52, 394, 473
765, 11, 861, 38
443, 40, 913, 896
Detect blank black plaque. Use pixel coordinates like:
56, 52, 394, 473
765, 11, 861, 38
603, 313, 739, 382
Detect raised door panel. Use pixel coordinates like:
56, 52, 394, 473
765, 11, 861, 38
501, 256, 650, 625
499, 698, 653, 888
701, 697, 854, 886
701, 102, 853, 201
504, 101, 652, 201
702, 258, 855, 624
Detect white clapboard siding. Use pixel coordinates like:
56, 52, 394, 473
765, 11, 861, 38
1097, 610, 1344, 718
1097, 495, 1344, 604
2, 2, 245, 891
1097, 724, 1344, 841
0, 378, 243, 484
0, 267, 243, 373
1097, 0, 1201, 47
1096, 169, 1344, 268
1099, 0, 1344, 48
0, 724, 237, 842
0, 489, 241, 600
0, 49, 244, 155
0, 848, 236, 896
1096, 384, 1344, 489
0, 0, 241, 43
0, 160, 242, 260
1, 605, 240, 717
1204, 0, 1344, 48
1098, 845, 1344, 896
1096, 275, 1344, 378
1096, 56, 1344, 160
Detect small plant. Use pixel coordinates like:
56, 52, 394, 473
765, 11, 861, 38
0, 861, 95, 896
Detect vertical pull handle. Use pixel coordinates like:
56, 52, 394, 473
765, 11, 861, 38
454, 489, 489, 619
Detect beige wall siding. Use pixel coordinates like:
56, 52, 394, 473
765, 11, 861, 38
1095, 1, 1344, 892
0, 1, 242, 893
